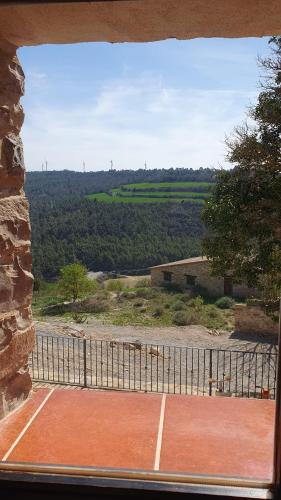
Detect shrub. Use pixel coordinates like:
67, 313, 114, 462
135, 287, 157, 299
120, 290, 137, 299
71, 312, 87, 324
207, 307, 219, 319
134, 300, 144, 308
78, 296, 109, 313
152, 306, 164, 318
172, 311, 189, 326
173, 310, 199, 326
106, 279, 124, 292
215, 296, 235, 309
135, 278, 151, 288
180, 292, 192, 303
171, 300, 185, 311
188, 296, 204, 310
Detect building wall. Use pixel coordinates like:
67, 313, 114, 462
151, 261, 255, 299
0, 43, 35, 419
235, 304, 279, 335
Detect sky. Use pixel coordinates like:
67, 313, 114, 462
19, 37, 271, 172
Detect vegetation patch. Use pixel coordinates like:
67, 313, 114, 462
33, 271, 234, 330
215, 296, 236, 309
87, 181, 213, 204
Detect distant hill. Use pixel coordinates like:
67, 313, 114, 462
25, 168, 215, 278
25, 168, 215, 202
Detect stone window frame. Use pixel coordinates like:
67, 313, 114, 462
1, 1, 281, 499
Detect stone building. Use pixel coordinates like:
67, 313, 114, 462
151, 256, 256, 299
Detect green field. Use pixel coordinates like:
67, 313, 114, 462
87, 181, 213, 204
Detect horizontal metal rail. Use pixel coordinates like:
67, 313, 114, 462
30, 334, 278, 399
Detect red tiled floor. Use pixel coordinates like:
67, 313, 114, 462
0, 388, 50, 459
5, 389, 162, 469
161, 395, 275, 480
0, 388, 275, 481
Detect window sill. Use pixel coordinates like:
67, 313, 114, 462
0, 463, 273, 500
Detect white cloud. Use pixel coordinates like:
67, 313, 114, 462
22, 74, 257, 172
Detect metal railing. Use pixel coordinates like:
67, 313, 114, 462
30, 334, 278, 398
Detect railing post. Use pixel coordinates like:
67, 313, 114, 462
209, 349, 213, 396
83, 338, 87, 388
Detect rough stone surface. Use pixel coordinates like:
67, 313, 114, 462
1, 1, 281, 47
235, 304, 279, 335
0, 44, 34, 420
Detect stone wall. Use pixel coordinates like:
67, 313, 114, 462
0, 42, 34, 419
235, 304, 279, 335
151, 261, 255, 299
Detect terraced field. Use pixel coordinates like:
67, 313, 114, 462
87, 181, 213, 204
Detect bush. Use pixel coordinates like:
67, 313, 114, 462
77, 296, 109, 313
173, 310, 199, 326
134, 300, 144, 308
152, 306, 164, 318
106, 279, 124, 292
171, 300, 185, 311
180, 292, 192, 303
188, 296, 204, 310
135, 278, 151, 288
120, 290, 137, 299
172, 311, 189, 326
135, 287, 157, 299
207, 307, 219, 319
215, 296, 235, 309
71, 312, 87, 324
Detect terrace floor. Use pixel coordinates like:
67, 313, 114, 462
0, 388, 275, 481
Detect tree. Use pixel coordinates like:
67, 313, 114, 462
202, 37, 281, 299
58, 263, 94, 302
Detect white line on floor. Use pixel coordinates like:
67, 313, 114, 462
2, 388, 55, 462
154, 393, 166, 471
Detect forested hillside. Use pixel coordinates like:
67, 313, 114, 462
26, 168, 214, 278
25, 168, 215, 201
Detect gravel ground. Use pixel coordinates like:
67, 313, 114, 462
34, 317, 278, 352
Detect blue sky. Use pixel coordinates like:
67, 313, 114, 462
19, 37, 271, 172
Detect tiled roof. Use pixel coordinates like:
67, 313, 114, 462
150, 256, 208, 269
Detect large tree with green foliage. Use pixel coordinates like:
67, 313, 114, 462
202, 37, 281, 299
59, 263, 94, 302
